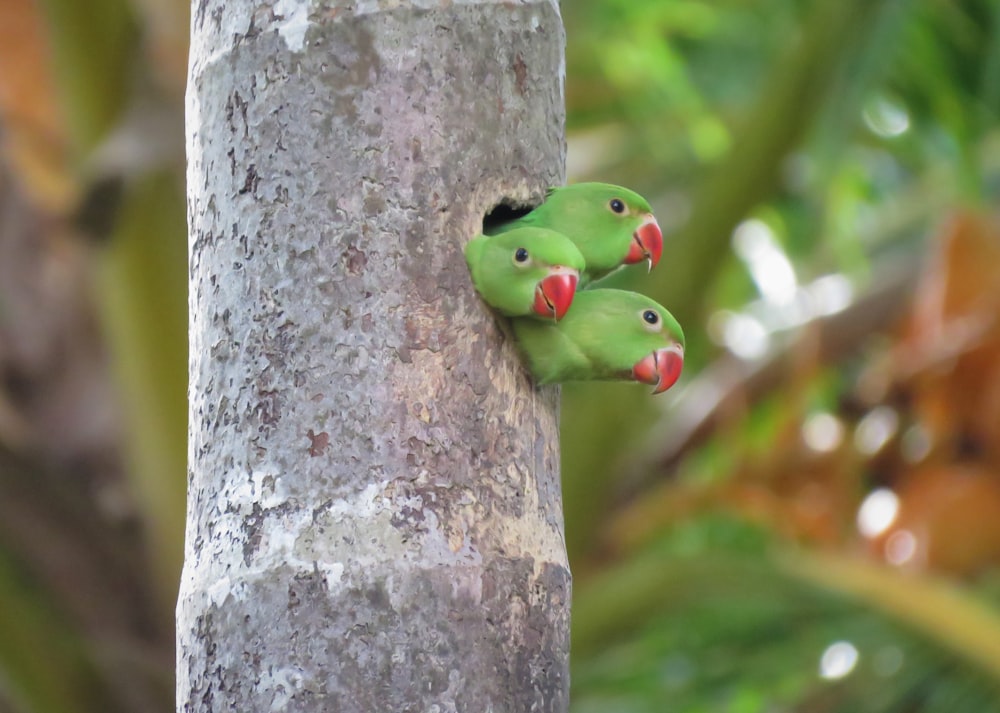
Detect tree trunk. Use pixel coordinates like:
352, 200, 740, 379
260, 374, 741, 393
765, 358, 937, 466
178, 1, 569, 711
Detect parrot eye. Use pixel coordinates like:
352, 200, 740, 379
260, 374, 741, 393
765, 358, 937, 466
642, 310, 659, 325
609, 199, 626, 214
514, 247, 530, 264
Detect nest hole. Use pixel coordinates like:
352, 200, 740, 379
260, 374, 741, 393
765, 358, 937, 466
482, 200, 535, 234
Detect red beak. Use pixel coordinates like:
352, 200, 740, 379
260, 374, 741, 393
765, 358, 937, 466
632, 344, 684, 394
624, 216, 663, 272
533, 269, 579, 321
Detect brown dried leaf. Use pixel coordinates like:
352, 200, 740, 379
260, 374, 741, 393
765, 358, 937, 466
895, 212, 1000, 463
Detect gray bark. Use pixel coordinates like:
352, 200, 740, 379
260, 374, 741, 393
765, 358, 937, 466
178, 1, 569, 711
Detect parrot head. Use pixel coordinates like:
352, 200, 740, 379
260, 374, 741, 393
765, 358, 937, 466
571, 289, 685, 393
465, 228, 585, 321
536, 183, 664, 279
622, 301, 685, 394
512, 289, 685, 393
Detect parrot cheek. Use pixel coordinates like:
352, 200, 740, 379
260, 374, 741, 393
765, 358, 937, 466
534, 272, 579, 321
632, 344, 684, 394
624, 217, 664, 271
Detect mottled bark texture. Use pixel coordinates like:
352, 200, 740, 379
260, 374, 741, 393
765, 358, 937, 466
178, 1, 569, 711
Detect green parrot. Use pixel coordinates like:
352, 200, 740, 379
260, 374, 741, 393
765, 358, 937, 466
511, 289, 685, 394
465, 227, 586, 321
488, 182, 664, 283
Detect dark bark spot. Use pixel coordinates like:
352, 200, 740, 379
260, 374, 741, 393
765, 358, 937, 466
288, 568, 327, 612
307, 429, 329, 457
261, 321, 298, 371
364, 582, 390, 609
226, 91, 249, 138
243, 13, 261, 41
343, 244, 368, 275
513, 53, 528, 95
242, 503, 264, 565
254, 389, 281, 428
363, 191, 386, 214
194, 0, 209, 27
404, 312, 441, 352
239, 164, 260, 195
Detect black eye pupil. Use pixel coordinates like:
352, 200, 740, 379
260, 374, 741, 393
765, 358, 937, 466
610, 199, 625, 214
515, 248, 529, 262
643, 310, 658, 325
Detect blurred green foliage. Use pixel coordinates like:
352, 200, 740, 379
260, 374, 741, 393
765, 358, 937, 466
562, 0, 1000, 711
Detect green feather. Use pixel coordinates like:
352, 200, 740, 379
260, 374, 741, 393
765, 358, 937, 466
488, 183, 658, 283
465, 227, 585, 318
511, 289, 685, 386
